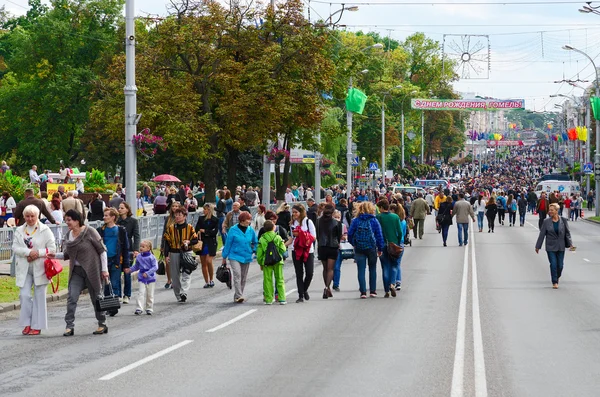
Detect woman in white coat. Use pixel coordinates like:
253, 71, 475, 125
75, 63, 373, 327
12, 205, 56, 335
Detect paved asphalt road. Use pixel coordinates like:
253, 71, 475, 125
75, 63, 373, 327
2, 213, 600, 397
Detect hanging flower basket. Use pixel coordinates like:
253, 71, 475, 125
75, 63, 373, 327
320, 158, 334, 168
267, 147, 290, 162
320, 169, 332, 177
132, 128, 168, 160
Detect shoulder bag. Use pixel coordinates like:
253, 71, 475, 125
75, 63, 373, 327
156, 254, 166, 275
180, 251, 198, 274
387, 242, 403, 259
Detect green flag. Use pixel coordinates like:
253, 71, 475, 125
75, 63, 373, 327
346, 88, 368, 114
591, 97, 600, 120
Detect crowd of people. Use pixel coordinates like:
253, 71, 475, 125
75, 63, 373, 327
6, 142, 590, 336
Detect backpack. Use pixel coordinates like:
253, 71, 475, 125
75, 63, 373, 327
510, 201, 517, 211
263, 236, 282, 266
352, 217, 376, 251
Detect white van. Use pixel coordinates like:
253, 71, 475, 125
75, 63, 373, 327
535, 180, 580, 198
392, 184, 426, 196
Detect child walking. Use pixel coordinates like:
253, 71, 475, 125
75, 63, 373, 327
257, 221, 287, 305
128, 240, 158, 315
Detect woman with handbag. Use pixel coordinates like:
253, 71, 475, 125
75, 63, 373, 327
290, 204, 317, 303
317, 203, 342, 299
163, 206, 198, 303
535, 203, 573, 289
195, 203, 219, 288
332, 209, 349, 292
50, 209, 110, 336
438, 196, 454, 247
12, 205, 56, 336
221, 211, 257, 303
390, 203, 407, 291
376, 199, 403, 298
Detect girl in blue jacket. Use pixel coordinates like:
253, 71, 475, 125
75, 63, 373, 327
127, 240, 158, 315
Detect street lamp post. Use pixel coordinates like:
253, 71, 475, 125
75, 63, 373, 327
563, 44, 600, 216
400, 90, 417, 169
421, 111, 425, 164
346, 43, 384, 195
124, 0, 138, 214
381, 85, 402, 183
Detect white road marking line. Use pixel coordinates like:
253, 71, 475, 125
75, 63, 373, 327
450, 226, 469, 397
99, 340, 193, 381
526, 221, 539, 231
205, 309, 257, 333
471, 226, 488, 397
584, 258, 590, 262
285, 288, 297, 297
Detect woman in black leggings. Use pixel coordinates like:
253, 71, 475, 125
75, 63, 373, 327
485, 197, 498, 233
317, 204, 342, 299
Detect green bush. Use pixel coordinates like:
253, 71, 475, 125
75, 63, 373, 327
85, 169, 107, 191
0, 170, 30, 201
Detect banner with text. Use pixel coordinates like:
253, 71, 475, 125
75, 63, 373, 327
411, 99, 525, 111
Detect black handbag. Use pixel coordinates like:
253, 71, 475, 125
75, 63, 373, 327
180, 251, 198, 274
216, 263, 232, 289
95, 281, 121, 312
157, 254, 166, 275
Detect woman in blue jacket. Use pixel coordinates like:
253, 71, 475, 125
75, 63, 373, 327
221, 211, 257, 303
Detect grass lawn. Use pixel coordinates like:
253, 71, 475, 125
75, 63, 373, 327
0, 266, 70, 304
588, 216, 600, 222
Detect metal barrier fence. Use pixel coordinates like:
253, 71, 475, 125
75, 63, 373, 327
0, 201, 306, 275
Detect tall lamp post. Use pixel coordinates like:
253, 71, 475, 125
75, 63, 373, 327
346, 43, 384, 195
381, 85, 402, 182
562, 44, 600, 216
401, 90, 417, 169
124, 0, 138, 214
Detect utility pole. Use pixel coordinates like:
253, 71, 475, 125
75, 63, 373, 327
346, 76, 353, 195
262, 0, 276, 207
124, 0, 138, 214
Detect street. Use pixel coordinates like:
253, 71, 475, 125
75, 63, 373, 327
2, 214, 600, 397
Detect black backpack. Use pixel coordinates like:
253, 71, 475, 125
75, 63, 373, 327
263, 236, 282, 266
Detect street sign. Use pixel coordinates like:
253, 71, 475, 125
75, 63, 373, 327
369, 162, 379, 171
351, 156, 359, 167
584, 162, 594, 175
435, 160, 442, 169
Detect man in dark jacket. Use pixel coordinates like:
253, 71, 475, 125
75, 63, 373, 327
306, 198, 318, 226
13, 188, 57, 226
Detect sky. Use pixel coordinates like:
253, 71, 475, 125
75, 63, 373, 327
4, 0, 600, 111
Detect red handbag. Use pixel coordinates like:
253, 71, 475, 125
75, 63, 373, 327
44, 249, 63, 294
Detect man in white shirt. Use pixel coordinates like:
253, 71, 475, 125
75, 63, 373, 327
305, 188, 313, 200
285, 188, 295, 203
29, 165, 40, 184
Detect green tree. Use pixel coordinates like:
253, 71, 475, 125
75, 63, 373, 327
0, 0, 124, 171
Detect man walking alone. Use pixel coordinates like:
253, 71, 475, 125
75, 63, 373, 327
452, 193, 476, 247
409, 193, 429, 240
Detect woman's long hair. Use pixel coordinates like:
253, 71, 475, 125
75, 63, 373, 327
292, 204, 306, 224
203, 203, 214, 219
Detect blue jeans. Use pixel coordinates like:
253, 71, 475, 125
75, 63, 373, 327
457, 223, 469, 245
333, 251, 343, 288
546, 250, 565, 284
441, 224, 450, 244
477, 212, 484, 230
108, 256, 122, 298
395, 250, 404, 284
380, 250, 398, 292
123, 270, 131, 298
519, 211, 526, 225
217, 217, 226, 245
355, 249, 378, 294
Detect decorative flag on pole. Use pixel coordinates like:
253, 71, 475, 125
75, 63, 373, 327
591, 97, 600, 121
346, 88, 368, 114
567, 128, 578, 141
577, 126, 588, 142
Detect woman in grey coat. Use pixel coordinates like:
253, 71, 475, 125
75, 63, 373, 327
50, 209, 109, 336
535, 203, 573, 289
